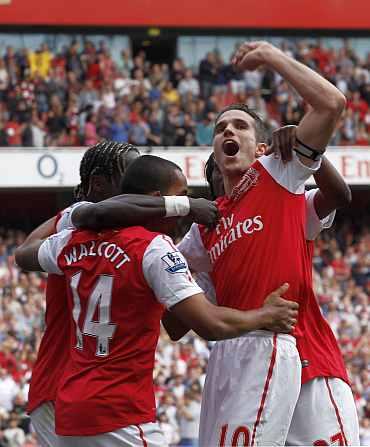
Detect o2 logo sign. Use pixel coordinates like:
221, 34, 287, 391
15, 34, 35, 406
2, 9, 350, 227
37, 154, 58, 179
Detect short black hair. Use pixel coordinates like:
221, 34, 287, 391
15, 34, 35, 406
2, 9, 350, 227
120, 155, 182, 195
204, 153, 217, 199
74, 140, 139, 200
215, 103, 268, 143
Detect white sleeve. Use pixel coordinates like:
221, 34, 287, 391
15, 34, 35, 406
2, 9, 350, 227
143, 235, 204, 309
56, 201, 91, 232
38, 229, 73, 275
176, 223, 212, 273
259, 152, 322, 194
195, 272, 217, 305
305, 189, 336, 241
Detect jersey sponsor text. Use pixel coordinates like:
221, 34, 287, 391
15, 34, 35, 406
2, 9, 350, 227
209, 214, 264, 263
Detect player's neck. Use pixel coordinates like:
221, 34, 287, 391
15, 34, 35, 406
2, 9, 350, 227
223, 173, 243, 196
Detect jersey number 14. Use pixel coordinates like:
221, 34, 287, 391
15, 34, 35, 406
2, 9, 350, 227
70, 272, 117, 357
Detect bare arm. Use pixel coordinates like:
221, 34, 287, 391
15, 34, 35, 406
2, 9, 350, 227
313, 156, 352, 219
234, 42, 346, 164
166, 284, 298, 341
266, 125, 352, 218
14, 216, 56, 271
72, 195, 219, 230
162, 310, 190, 341
15, 240, 45, 272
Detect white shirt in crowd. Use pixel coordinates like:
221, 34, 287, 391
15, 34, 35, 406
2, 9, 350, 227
178, 399, 201, 440
0, 374, 20, 411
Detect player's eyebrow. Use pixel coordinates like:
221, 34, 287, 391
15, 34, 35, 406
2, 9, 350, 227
214, 120, 227, 132
215, 117, 249, 132
233, 118, 249, 127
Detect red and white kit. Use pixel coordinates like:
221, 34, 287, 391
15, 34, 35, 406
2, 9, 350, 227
179, 153, 358, 446
29, 202, 89, 447
37, 225, 202, 446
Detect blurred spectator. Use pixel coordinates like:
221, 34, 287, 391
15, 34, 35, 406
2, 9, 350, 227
4, 116, 22, 147
0, 121, 7, 146
176, 113, 195, 146
79, 79, 99, 110
83, 113, 98, 146
198, 52, 218, 99
130, 117, 150, 146
177, 390, 201, 447
195, 113, 214, 146
3, 415, 25, 447
162, 81, 180, 105
178, 70, 200, 98
28, 44, 53, 80
110, 111, 131, 143
360, 418, 370, 446
158, 411, 180, 446
0, 369, 19, 412
170, 59, 185, 89
0, 59, 8, 102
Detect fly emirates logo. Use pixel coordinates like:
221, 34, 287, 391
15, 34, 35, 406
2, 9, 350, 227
209, 214, 263, 263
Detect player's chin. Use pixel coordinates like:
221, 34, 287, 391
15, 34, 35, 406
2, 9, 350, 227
221, 156, 245, 173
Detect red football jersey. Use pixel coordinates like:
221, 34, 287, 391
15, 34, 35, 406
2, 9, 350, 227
38, 226, 201, 436
26, 273, 69, 413
27, 204, 79, 414
299, 240, 349, 384
198, 154, 348, 385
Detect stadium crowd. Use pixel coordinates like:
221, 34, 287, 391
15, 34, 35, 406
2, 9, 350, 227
0, 38, 369, 148
0, 215, 368, 446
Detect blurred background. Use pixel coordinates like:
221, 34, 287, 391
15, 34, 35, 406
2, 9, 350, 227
0, 1, 369, 445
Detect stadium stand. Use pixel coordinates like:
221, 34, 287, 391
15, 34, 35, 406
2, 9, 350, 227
0, 38, 369, 148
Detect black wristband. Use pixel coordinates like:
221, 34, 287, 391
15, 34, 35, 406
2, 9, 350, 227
294, 138, 323, 161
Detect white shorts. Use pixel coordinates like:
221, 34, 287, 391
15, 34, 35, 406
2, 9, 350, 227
199, 331, 301, 446
57, 422, 168, 447
286, 377, 360, 446
30, 402, 59, 447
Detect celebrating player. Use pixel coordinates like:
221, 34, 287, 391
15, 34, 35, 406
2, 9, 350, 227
21, 140, 219, 447
15, 155, 299, 447
174, 41, 359, 446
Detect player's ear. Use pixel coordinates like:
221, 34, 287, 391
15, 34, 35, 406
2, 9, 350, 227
255, 143, 267, 158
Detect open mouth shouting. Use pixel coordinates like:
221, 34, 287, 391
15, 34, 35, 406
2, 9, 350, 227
222, 139, 240, 156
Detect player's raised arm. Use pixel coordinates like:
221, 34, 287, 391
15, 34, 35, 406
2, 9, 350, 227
233, 41, 346, 165
71, 195, 219, 230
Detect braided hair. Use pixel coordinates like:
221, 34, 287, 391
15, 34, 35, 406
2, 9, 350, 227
74, 140, 140, 201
